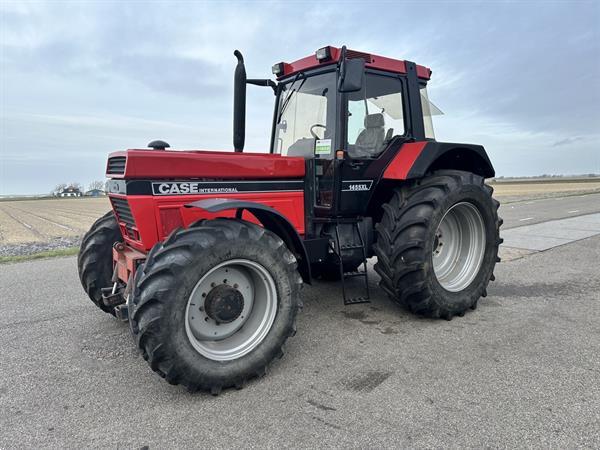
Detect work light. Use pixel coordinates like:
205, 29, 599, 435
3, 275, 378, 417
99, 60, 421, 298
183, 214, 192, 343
316, 46, 332, 62
272, 62, 285, 76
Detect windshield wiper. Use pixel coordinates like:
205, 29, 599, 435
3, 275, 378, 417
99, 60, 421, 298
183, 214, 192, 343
277, 73, 306, 123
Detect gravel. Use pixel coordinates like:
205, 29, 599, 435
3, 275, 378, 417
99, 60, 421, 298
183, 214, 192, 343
0, 236, 82, 257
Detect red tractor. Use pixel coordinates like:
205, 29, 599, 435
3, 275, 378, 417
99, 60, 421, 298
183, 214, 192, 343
78, 46, 501, 393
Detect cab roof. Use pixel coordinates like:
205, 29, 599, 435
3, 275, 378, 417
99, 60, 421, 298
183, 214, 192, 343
275, 46, 432, 81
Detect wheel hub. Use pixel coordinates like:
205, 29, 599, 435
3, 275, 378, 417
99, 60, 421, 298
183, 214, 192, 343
432, 202, 486, 292
185, 260, 278, 361
204, 284, 244, 323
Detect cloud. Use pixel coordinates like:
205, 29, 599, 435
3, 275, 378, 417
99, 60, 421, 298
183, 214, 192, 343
0, 4, 230, 98
6, 111, 196, 132
552, 136, 585, 147
1, 1, 600, 194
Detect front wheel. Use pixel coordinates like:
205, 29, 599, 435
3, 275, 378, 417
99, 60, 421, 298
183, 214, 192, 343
78, 211, 122, 314
129, 218, 302, 393
374, 170, 502, 319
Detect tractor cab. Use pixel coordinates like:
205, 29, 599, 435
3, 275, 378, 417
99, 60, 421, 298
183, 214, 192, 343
271, 46, 438, 160
234, 46, 441, 218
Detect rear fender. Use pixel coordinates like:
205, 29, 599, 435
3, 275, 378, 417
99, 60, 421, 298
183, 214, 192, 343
185, 198, 311, 283
383, 141, 495, 180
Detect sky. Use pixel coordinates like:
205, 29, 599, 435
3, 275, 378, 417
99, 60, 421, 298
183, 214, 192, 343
0, 0, 599, 195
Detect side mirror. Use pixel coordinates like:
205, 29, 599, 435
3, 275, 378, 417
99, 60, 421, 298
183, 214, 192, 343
338, 58, 364, 93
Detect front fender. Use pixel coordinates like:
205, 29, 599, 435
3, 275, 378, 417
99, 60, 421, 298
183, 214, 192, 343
185, 198, 311, 283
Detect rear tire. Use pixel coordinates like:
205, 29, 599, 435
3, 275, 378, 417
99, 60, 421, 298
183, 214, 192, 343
373, 170, 502, 319
128, 218, 302, 393
78, 211, 122, 315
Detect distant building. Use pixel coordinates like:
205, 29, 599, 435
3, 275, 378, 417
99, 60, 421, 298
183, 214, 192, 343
84, 189, 105, 197
58, 186, 83, 197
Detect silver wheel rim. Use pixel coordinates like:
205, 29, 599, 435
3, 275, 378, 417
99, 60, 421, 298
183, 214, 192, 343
432, 202, 486, 292
184, 259, 277, 361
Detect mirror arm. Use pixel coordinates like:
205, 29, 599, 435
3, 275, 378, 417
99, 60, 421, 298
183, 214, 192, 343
247, 78, 277, 94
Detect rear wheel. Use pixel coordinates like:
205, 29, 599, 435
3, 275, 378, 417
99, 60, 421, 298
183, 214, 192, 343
128, 218, 302, 393
374, 170, 502, 319
77, 211, 122, 315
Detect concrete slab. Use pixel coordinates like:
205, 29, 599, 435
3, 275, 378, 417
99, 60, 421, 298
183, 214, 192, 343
498, 246, 537, 262
502, 212, 600, 252
555, 215, 600, 231
503, 235, 572, 252
508, 227, 593, 241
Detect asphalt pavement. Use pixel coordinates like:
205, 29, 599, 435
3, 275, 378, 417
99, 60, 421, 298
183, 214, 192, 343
1, 195, 599, 448
499, 192, 600, 229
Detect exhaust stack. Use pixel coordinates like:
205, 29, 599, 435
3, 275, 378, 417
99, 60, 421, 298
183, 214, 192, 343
233, 50, 246, 152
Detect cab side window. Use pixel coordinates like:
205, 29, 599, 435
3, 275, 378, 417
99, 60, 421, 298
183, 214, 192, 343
347, 74, 405, 159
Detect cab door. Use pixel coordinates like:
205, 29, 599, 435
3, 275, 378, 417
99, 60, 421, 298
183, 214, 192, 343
339, 72, 408, 215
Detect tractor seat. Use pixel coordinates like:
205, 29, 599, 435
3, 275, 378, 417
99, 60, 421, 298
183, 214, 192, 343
350, 113, 385, 158
287, 137, 318, 158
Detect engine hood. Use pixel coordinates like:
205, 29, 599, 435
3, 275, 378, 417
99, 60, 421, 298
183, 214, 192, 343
106, 149, 305, 180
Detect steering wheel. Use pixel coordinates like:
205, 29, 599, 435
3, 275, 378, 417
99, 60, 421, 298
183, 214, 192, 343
310, 124, 326, 139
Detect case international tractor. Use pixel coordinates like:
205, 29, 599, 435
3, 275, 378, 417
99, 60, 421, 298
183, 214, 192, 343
78, 46, 502, 393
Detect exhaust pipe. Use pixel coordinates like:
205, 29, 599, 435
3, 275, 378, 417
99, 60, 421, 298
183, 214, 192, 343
233, 50, 246, 152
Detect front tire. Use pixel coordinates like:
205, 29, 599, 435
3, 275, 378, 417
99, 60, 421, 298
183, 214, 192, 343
129, 218, 302, 393
373, 170, 502, 319
78, 211, 122, 314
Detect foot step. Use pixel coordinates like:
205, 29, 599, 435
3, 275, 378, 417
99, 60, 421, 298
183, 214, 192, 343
344, 296, 370, 305
343, 271, 367, 278
340, 244, 364, 250
334, 220, 371, 306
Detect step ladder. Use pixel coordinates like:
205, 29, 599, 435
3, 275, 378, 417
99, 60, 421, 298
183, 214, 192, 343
333, 220, 371, 305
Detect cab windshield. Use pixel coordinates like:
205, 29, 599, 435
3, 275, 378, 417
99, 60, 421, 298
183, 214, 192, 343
272, 72, 337, 158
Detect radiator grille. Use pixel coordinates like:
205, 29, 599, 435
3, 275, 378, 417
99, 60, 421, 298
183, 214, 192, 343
110, 197, 136, 230
346, 50, 372, 63
107, 156, 126, 175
